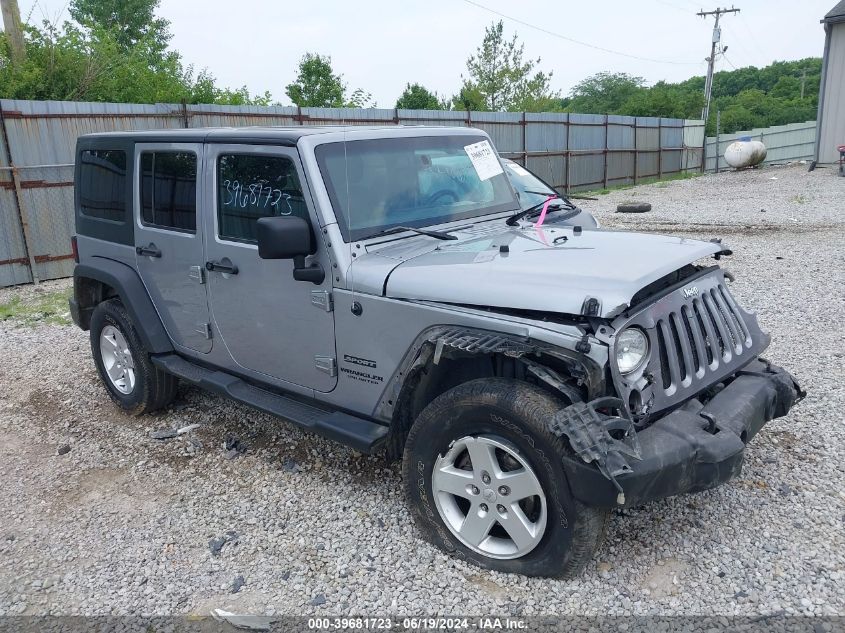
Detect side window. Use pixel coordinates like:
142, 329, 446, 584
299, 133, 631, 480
79, 150, 127, 222
139, 152, 197, 232
217, 154, 308, 243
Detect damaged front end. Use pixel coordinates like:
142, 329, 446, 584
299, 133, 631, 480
548, 358, 803, 508
546, 265, 804, 507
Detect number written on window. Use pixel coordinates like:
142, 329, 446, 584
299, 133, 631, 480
217, 154, 307, 243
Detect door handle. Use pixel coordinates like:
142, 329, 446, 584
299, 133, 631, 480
136, 243, 161, 258
205, 260, 238, 275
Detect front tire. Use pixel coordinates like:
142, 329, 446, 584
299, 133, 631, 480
402, 378, 608, 578
89, 299, 177, 415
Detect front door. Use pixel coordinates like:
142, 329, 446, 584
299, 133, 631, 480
202, 144, 337, 392
134, 143, 211, 354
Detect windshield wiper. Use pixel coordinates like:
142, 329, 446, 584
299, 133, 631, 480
524, 190, 577, 208
379, 226, 458, 240
506, 199, 564, 226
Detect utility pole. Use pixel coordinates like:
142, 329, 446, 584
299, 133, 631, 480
698, 6, 740, 126
800, 69, 807, 99
0, 0, 26, 67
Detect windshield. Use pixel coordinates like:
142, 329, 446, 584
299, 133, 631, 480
502, 159, 559, 210
315, 135, 517, 241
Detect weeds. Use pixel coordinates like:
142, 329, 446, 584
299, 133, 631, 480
587, 171, 700, 195
0, 288, 73, 327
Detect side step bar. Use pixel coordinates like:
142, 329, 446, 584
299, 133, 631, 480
151, 354, 388, 454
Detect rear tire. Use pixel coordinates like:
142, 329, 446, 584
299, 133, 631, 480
402, 378, 608, 578
89, 299, 177, 415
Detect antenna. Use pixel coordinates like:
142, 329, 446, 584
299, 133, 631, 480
342, 130, 360, 315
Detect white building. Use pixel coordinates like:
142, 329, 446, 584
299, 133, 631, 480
815, 1, 845, 164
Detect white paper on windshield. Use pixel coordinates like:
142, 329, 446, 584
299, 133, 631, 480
464, 140, 504, 181
507, 163, 530, 177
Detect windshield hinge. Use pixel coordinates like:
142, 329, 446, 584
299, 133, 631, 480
315, 355, 337, 377
311, 290, 333, 312
188, 265, 205, 284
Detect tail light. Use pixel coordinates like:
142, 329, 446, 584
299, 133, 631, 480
71, 235, 79, 263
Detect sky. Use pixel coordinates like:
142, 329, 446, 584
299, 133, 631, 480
20, 0, 835, 106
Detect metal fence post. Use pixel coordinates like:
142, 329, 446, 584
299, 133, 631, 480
564, 115, 571, 194
633, 118, 639, 185
603, 114, 609, 190
0, 102, 39, 283
10, 167, 39, 283
715, 110, 721, 174
658, 119, 663, 180
521, 111, 527, 166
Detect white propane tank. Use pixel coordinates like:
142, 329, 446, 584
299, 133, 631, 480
723, 137, 767, 169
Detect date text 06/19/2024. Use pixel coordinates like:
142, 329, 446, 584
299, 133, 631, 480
306, 617, 528, 630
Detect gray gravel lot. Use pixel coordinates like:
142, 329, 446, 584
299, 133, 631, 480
0, 163, 843, 618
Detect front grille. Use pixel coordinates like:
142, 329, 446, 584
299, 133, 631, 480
612, 268, 769, 417
654, 283, 753, 396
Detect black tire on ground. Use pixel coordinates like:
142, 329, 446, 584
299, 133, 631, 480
616, 202, 652, 213
89, 298, 177, 415
402, 378, 609, 578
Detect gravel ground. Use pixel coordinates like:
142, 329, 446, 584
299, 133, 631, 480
0, 163, 843, 618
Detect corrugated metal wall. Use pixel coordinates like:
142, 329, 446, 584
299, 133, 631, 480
0, 98, 704, 287
818, 22, 845, 164
704, 120, 817, 172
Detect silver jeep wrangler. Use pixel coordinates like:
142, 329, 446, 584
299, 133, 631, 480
69, 126, 802, 578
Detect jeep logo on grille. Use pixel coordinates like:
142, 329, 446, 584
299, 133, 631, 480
682, 286, 699, 299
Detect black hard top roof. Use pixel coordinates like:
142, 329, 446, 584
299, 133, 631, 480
77, 125, 469, 146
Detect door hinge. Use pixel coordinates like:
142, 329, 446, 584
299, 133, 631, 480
195, 323, 212, 339
314, 355, 337, 377
189, 265, 205, 284
311, 290, 333, 312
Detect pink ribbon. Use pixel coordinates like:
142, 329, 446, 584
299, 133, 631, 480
533, 195, 557, 227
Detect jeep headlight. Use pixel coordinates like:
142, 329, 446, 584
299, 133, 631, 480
616, 328, 649, 374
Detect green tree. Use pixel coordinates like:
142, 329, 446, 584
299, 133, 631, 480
69, 0, 171, 57
453, 84, 488, 112
346, 88, 375, 109
566, 72, 646, 114
460, 20, 558, 111
0, 18, 271, 105
395, 83, 445, 110
285, 53, 345, 107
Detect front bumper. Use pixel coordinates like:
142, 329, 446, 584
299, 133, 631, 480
562, 359, 803, 508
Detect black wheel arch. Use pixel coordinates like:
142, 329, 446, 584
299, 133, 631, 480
378, 325, 605, 461
72, 259, 173, 354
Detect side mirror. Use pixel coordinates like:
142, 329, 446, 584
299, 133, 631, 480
257, 215, 313, 260
256, 216, 324, 284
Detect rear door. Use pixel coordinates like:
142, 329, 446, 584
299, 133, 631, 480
202, 144, 337, 392
134, 143, 212, 354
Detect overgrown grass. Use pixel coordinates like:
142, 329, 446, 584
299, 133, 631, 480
586, 170, 700, 196
0, 288, 73, 327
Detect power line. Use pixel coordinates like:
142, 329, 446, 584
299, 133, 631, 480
653, 0, 692, 13
461, 0, 702, 66
721, 20, 760, 67
738, 13, 769, 61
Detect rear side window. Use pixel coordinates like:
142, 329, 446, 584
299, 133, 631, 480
217, 154, 308, 243
140, 152, 198, 232
78, 150, 127, 222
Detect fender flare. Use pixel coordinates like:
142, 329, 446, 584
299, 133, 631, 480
73, 259, 173, 354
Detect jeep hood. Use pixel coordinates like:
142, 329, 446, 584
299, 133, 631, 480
359, 226, 723, 319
